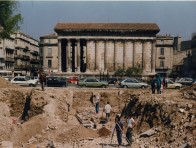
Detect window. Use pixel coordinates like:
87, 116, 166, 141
48, 48, 52, 56
160, 48, 164, 55
40, 48, 43, 54
48, 60, 52, 68
160, 60, 164, 68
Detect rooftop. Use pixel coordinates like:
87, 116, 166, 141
54, 23, 160, 32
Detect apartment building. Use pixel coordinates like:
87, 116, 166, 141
0, 35, 15, 76
179, 34, 196, 78
14, 32, 40, 76
0, 32, 40, 76
155, 35, 174, 77
39, 33, 58, 74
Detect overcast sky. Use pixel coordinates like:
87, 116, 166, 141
18, 1, 196, 41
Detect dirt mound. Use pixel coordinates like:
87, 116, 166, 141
97, 126, 111, 137
58, 125, 98, 143
180, 84, 196, 92
0, 77, 19, 88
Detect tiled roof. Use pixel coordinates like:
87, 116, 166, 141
40, 33, 57, 39
54, 23, 160, 31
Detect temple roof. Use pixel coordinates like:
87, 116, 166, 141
54, 23, 160, 32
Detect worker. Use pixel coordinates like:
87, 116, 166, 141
105, 101, 112, 122
39, 69, 46, 91
126, 114, 136, 146
115, 114, 124, 146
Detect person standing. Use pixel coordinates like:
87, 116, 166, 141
105, 101, 112, 122
151, 76, 156, 94
115, 115, 124, 147
39, 69, 46, 91
155, 74, 161, 94
21, 90, 33, 122
94, 94, 100, 113
126, 114, 136, 146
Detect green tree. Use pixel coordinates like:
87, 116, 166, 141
114, 68, 125, 78
125, 67, 142, 77
0, 0, 22, 39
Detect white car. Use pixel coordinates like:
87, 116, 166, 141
167, 80, 182, 89
10, 76, 38, 87
175, 77, 193, 86
119, 78, 148, 88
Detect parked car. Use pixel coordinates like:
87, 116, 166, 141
119, 78, 148, 88
46, 76, 67, 87
175, 77, 194, 86
67, 76, 79, 84
2, 76, 13, 81
108, 77, 119, 85
191, 80, 196, 85
78, 77, 108, 88
30, 76, 40, 84
167, 80, 182, 89
10, 76, 38, 87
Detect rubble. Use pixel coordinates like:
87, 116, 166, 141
0, 77, 195, 147
139, 129, 156, 137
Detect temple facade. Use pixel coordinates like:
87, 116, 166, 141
53, 23, 160, 76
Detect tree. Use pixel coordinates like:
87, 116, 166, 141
114, 68, 125, 78
0, 0, 22, 39
125, 67, 142, 77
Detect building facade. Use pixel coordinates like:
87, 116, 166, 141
14, 32, 40, 76
155, 35, 174, 77
0, 32, 40, 76
0, 35, 15, 73
54, 23, 160, 76
39, 33, 58, 73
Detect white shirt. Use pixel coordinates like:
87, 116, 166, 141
105, 104, 111, 113
127, 117, 135, 128
94, 95, 100, 103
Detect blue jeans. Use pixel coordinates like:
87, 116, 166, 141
117, 131, 122, 145
106, 113, 110, 121
126, 128, 133, 145
95, 103, 99, 113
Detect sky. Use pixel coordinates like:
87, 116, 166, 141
18, 1, 196, 41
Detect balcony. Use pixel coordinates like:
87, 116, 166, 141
22, 55, 30, 60
0, 63, 5, 67
4, 57, 14, 62
0, 51, 4, 58
23, 46, 29, 51
30, 51, 39, 55
30, 59, 40, 64
158, 56, 165, 59
46, 54, 53, 58
5, 46, 15, 51
14, 54, 22, 59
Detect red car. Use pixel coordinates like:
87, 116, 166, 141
67, 77, 79, 84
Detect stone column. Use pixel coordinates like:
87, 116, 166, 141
58, 39, 62, 72
123, 40, 125, 70
142, 41, 147, 74
114, 40, 117, 71
67, 39, 71, 72
104, 40, 107, 71
132, 40, 135, 67
77, 39, 80, 72
86, 40, 90, 71
151, 40, 156, 73
95, 40, 98, 71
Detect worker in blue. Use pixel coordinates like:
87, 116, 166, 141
155, 74, 162, 94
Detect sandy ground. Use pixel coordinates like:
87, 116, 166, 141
0, 77, 195, 148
